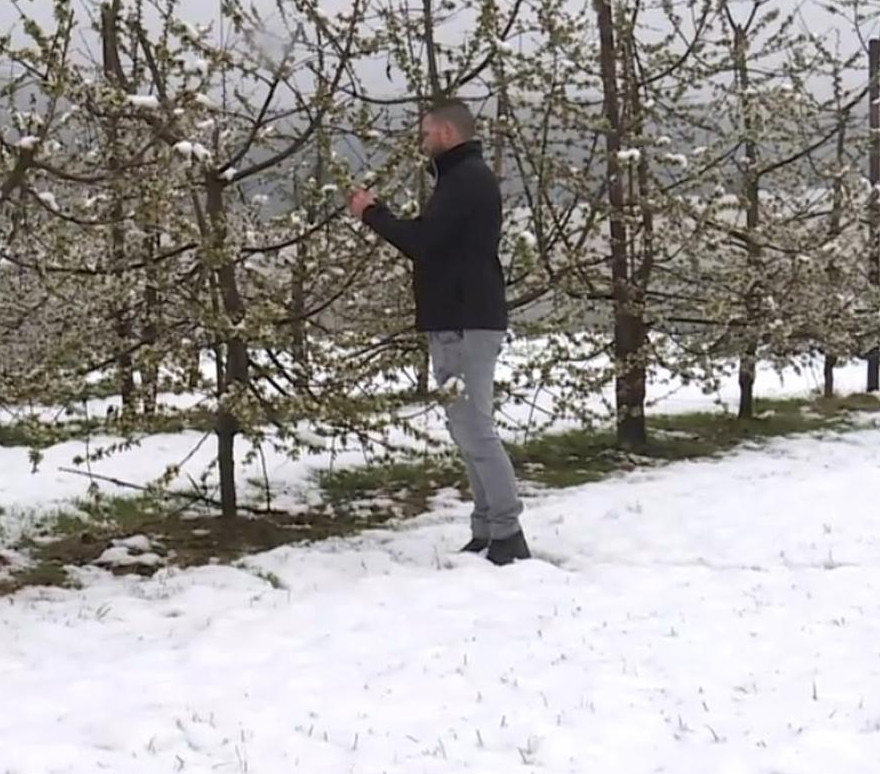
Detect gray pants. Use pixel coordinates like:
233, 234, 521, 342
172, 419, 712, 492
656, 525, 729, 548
428, 330, 523, 541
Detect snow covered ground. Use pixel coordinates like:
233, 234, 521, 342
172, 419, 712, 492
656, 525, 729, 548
2, 353, 880, 772
2, 425, 880, 773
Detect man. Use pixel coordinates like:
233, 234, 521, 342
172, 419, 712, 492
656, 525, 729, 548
348, 98, 530, 566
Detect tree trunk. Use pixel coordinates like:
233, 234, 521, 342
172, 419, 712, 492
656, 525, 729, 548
824, 354, 837, 399
205, 176, 246, 520
738, 345, 756, 419
102, 2, 135, 413
187, 345, 201, 390
734, 25, 761, 420
410, 0, 441, 401
290, 259, 308, 391
868, 39, 880, 391
823, 107, 847, 402
141, 236, 159, 416
595, 0, 646, 448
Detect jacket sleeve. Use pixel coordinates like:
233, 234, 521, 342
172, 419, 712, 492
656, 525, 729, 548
361, 175, 471, 262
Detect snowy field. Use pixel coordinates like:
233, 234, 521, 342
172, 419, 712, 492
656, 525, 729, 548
2, 422, 880, 772
1, 358, 880, 772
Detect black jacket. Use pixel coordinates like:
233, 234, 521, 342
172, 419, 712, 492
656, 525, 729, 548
362, 140, 508, 332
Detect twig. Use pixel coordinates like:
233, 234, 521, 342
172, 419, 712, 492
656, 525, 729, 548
57, 466, 287, 516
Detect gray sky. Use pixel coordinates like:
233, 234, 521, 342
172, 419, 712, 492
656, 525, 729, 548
2, 0, 878, 97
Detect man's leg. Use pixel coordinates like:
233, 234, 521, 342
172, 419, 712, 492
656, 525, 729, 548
447, 330, 524, 543
428, 331, 490, 543
461, 453, 491, 541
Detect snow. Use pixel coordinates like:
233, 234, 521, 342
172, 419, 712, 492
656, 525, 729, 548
116, 534, 153, 552
94, 545, 163, 568
185, 58, 210, 76
194, 93, 218, 110
2, 425, 880, 771
179, 21, 204, 40
36, 191, 59, 211
15, 135, 40, 150
518, 230, 538, 248
191, 143, 212, 161
617, 148, 641, 163
664, 153, 688, 168
0, 343, 878, 768
173, 141, 211, 161
125, 94, 160, 110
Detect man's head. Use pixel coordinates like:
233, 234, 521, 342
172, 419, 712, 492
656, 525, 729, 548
419, 98, 477, 158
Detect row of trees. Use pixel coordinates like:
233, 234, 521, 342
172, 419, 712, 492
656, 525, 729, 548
1, 0, 879, 518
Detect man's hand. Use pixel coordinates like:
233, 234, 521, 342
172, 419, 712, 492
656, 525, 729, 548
348, 188, 377, 219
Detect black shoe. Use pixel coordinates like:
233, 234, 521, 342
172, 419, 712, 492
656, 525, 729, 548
460, 537, 490, 553
487, 531, 531, 566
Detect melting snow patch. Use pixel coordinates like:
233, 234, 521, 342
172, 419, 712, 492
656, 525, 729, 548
95, 536, 164, 569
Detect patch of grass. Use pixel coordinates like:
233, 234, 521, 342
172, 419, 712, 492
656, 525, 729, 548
814, 392, 880, 414
248, 568, 287, 590
317, 458, 468, 522
1, 481, 419, 596
510, 428, 624, 488
0, 419, 100, 448
309, 392, 880, 507
514, 393, 880, 488
0, 559, 80, 595
72, 493, 173, 532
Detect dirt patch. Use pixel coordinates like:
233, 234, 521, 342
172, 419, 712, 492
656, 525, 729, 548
1, 506, 396, 596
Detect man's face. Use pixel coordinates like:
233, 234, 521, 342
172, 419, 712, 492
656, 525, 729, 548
420, 114, 455, 157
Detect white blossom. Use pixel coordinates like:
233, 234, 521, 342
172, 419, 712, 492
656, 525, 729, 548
194, 93, 218, 110
185, 59, 210, 76
37, 191, 59, 211
517, 231, 538, 249
16, 136, 40, 150
663, 153, 688, 168
617, 148, 641, 163
126, 94, 160, 110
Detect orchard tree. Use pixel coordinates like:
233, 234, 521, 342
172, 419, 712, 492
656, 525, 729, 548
667, 0, 873, 417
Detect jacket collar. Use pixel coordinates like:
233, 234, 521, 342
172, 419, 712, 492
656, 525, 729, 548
430, 139, 483, 178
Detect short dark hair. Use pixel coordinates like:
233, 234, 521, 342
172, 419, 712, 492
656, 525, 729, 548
426, 97, 476, 139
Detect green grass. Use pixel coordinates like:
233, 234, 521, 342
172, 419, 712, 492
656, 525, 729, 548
0, 560, 80, 595
513, 394, 880, 488
317, 457, 469, 521
318, 394, 880, 494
